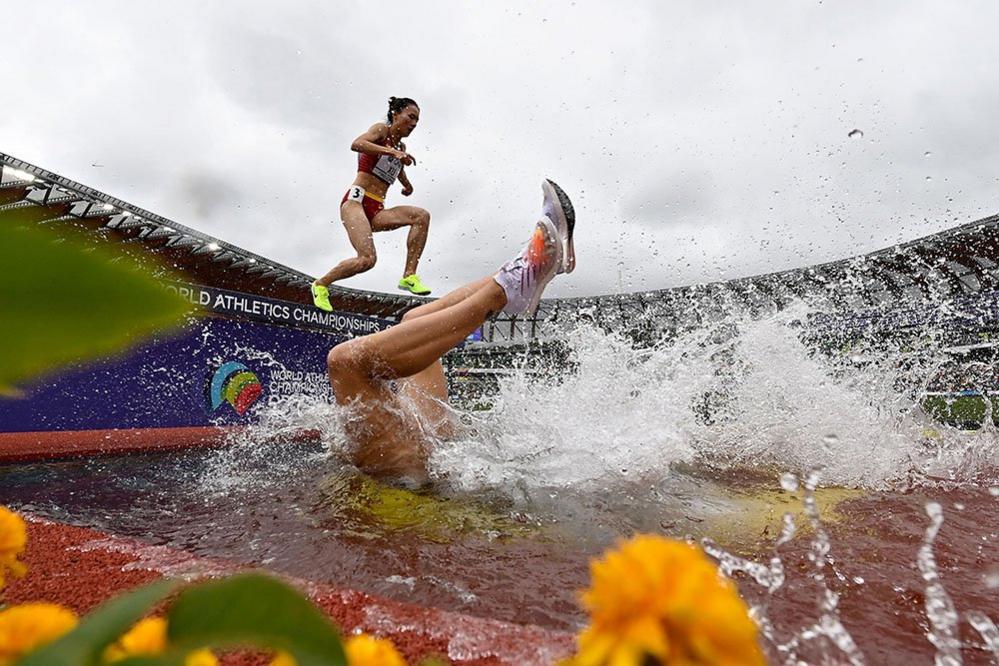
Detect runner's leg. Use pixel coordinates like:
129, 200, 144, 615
400, 277, 495, 321
328, 278, 505, 392
315, 201, 378, 286
370, 205, 431, 277
393, 277, 495, 435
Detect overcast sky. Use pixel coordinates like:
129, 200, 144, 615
2, 1, 997, 297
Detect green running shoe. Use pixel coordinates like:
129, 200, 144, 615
398, 274, 432, 295
311, 281, 333, 312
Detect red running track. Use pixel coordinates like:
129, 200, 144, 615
2, 515, 574, 665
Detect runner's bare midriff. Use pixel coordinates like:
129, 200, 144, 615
350, 171, 391, 200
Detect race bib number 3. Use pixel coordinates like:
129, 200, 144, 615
346, 186, 365, 203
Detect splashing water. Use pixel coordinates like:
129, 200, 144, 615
432, 303, 998, 495
706, 471, 865, 664
707, 473, 998, 664
920, 501, 962, 663
916, 501, 999, 664
967, 612, 999, 662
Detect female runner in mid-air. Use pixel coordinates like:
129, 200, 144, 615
326, 180, 576, 484
311, 96, 433, 311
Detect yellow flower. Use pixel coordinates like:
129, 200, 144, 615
0, 602, 78, 665
344, 633, 407, 666
270, 637, 406, 666
566, 535, 764, 666
103, 616, 217, 666
184, 649, 220, 666
270, 650, 296, 666
104, 617, 167, 660
0, 507, 27, 589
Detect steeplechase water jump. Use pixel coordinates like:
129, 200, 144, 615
1, 127, 997, 662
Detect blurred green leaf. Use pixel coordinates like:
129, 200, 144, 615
17, 580, 175, 666
167, 573, 345, 666
0, 209, 193, 394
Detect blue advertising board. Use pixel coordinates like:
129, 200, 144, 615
0, 284, 395, 434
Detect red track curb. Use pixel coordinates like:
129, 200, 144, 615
0, 427, 233, 463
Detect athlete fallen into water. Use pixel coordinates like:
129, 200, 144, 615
312, 96, 432, 311
326, 180, 576, 484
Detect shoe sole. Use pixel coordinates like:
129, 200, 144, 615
542, 179, 576, 274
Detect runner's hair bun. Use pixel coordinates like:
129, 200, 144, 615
386, 97, 419, 122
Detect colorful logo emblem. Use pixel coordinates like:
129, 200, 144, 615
205, 362, 263, 416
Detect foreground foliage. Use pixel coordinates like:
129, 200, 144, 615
0, 208, 192, 394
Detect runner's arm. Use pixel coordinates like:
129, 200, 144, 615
350, 124, 401, 158
398, 140, 415, 166
399, 168, 413, 196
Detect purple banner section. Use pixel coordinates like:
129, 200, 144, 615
0, 286, 395, 434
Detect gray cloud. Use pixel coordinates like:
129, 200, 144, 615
177, 171, 243, 221
2, 0, 998, 298
621, 166, 715, 227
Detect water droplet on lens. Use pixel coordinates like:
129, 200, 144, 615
925, 501, 943, 523
986, 567, 999, 589
954, 502, 965, 511
925, 176, 933, 181
823, 434, 839, 446
853, 576, 865, 584
780, 472, 799, 492
847, 128, 864, 139
924, 151, 932, 157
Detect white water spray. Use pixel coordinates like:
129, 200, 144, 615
432, 304, 998, 495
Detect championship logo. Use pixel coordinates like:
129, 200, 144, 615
205, 361, 263, 416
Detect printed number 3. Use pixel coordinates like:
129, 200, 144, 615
352, 188, 362, 199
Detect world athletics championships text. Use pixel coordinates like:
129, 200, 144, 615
163, 284, 385, 335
